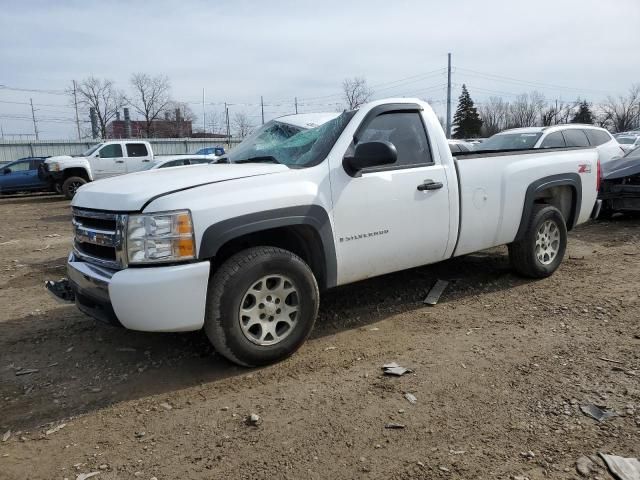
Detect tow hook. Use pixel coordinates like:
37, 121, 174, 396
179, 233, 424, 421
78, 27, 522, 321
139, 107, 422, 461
45, 279, 75, 304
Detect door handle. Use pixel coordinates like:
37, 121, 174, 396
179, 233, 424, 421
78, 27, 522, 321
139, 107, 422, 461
417, 180, 443, 191
142, 159, 150, 162
115, 160, 124, 164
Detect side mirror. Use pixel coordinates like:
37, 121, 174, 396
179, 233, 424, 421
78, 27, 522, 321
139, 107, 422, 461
3, 167, 11, 175
343, 141, 397, 175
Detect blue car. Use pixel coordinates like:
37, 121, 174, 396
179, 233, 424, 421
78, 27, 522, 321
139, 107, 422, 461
194, 146, 225, 156
0, 157, 51, 194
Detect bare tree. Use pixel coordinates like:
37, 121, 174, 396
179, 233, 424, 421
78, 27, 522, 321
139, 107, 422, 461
507, 91, 546, 128
479, 96, 509, 136
600, 84, 640, 132
73, 76, 125, 138
342, 77, 373, 109
232, 112, 254, 138
207, 111, 224, 135
128, 73, 172, 137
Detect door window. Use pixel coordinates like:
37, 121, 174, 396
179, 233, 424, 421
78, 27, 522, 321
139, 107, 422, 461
159, 159, 188, 168
359, 112, 433, 167
99, 144, 123, 158
126, 143, 148, 157
562, 129, 589, 147
7, 160, 31, 172
540, 131, 566, 148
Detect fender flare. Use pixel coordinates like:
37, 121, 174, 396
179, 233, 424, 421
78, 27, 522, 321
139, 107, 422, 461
514, 173, 582, 241
198, 205, 337, 288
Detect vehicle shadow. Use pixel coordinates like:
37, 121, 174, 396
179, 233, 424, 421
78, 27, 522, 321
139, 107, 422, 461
0, 248, 530, 430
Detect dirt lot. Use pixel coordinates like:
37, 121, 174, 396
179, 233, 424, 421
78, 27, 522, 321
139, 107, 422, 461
0, 194, 638, 480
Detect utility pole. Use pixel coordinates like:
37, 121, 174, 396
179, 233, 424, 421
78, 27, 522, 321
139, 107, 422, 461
445, 53, 452, 139
72, 80, 81, 140
202, 87, 206, 134
261, 96, 265, 125
554, 99, 558, 125
29, 98, 39, 140
295, 97, 298, 114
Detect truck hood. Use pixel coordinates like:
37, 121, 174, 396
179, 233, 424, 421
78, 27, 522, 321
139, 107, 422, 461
71, 163, 289, 211
45, 155, 76, 162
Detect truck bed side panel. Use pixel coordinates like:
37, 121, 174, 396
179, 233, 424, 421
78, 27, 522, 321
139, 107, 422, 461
453, 149, 598, 257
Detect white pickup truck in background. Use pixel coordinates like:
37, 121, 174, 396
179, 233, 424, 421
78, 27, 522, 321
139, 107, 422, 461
48, 98, 601, 367
39, 140, 221, 199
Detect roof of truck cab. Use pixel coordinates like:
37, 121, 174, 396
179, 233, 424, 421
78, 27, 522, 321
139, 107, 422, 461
498, 124, 608, 135
275, 112, 342, 129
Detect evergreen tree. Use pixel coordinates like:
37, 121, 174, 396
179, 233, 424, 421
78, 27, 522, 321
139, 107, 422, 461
452, 84, 483, 138
571, 100, 594, 124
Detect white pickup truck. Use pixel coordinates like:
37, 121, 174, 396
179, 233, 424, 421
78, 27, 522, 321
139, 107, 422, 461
48, 99, 601, 367
40, 140, 155, 199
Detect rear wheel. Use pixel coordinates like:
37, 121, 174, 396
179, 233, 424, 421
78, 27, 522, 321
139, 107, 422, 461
204, 246, 319, 367
62, 176, 86, 199
509, 204, 567, 278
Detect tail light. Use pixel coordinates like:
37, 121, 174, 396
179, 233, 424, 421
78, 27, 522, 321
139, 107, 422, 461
596, 158, 601, 192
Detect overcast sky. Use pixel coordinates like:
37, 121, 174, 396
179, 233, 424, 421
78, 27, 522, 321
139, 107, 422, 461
1, 0, 639, 139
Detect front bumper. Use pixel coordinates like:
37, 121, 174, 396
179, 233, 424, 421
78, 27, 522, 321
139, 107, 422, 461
66, 253, 211, 332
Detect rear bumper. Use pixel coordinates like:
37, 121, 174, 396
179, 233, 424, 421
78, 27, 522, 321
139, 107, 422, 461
67, 253, 210, 332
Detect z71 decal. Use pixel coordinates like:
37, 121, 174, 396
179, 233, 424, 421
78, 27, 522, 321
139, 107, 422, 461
578, 164, 592, 174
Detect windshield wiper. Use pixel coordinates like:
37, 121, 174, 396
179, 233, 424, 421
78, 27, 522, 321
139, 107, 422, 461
234, 156, 280, 164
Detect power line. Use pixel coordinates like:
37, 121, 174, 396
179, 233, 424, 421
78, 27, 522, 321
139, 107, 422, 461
454, 67, 610, 95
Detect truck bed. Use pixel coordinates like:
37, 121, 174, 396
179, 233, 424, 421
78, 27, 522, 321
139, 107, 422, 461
451, 147, 598, 257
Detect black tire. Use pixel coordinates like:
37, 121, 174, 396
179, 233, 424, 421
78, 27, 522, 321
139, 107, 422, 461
204, 246, 319, 367
509, 204, 567, 279
54, 182, 63, 194
62, 176, 86, 199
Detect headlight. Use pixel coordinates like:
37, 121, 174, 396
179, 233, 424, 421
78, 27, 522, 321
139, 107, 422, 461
126, 210, 196, 264
49, 162, 60, 172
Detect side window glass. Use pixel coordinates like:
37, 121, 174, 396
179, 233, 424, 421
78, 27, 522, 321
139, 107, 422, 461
8, 161, 30, 172
448, 143, 460, 153
99, 144, 123, 158
540, 132, 566, 148
563, 129, 589, 147
585, 129, 612, 146
126, 143, 148, 157
358, 112, 432, 167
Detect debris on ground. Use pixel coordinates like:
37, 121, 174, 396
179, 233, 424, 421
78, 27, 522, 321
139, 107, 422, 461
580, 404, 617, 422
45, 423, 66, 435
160, 402, 173, 410
247, 413, 261, 426
424, 279, 449, 306
76, 472, 100, 480
2, 430, 10, 442
599, 357, 625, 365
576, 456, 597, 477
382, 362, 412, 376
15, 368, 39, 376
324, 346, 337, 351
384, 423, 406, 429
404, 393, 417, 404
599, 453, 640, 480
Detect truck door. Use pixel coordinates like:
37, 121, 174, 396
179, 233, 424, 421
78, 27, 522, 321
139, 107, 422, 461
0, 159, 33, 192
94, 143, 126, 178
329, 108, 451, 285
125, 142, 152, 172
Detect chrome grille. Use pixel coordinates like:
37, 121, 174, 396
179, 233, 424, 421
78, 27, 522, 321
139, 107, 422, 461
72, 208, 128, 270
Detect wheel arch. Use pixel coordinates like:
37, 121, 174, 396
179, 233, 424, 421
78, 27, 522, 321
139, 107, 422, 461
514, 173, 581, 241
199, 205, 337, 289
63, 167, 91, 182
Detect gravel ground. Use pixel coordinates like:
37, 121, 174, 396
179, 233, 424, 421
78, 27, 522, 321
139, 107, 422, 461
0, 194, 638, 480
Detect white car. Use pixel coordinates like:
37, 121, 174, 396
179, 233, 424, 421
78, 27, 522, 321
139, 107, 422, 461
51, 98, 600, 367
479, 125, 624, 165
143, 155, 217, 170
615, 134, 640, 154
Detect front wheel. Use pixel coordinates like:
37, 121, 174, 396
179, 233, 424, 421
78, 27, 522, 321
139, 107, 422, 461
509, 204, 567, 278
62, 176, 87, 199
204, 246, 319, 367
